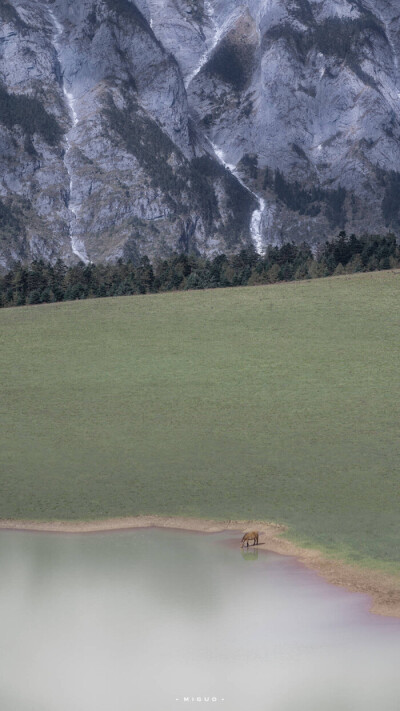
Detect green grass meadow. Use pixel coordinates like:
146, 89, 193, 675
1, 272, 400, 571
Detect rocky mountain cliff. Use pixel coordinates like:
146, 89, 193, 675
1, 0, 400, 267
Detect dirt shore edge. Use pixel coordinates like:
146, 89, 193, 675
1, 515, 400, 618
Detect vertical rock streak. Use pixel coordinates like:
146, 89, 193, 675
49, 10, 89, 263
188, 4, 265, 254
210, 142, 265, 254
184, 4, 242, 89
250, 198, 266, 255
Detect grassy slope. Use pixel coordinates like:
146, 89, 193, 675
1, 272, 399, 571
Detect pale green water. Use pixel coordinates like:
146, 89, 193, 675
1, 528, 400, 711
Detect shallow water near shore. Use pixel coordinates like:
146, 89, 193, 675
1, 528, 400, 711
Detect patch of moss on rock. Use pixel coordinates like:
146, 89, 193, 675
0, 85, 62, 146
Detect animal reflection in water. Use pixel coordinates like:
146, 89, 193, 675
240, 531, 259, 548
241, 548, 259, 561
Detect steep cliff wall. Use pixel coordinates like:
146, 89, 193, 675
185, 0, 400, 247
1, 0, 400, 267
0, 0, 255, 267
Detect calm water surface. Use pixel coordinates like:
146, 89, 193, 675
0, 528, 399, 711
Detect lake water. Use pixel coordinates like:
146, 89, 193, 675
1, 528, 400, 711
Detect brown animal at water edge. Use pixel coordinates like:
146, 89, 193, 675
240, 531, 259, 548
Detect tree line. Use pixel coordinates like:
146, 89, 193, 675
0, 231, 399, 308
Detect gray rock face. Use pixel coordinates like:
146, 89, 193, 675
185, 0, 400, 247
1, 0, 400, 267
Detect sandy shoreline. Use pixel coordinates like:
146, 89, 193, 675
1, 515, 400, 618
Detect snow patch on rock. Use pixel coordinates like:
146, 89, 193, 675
210, 140, 265, 254
49, 9, 88, 263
